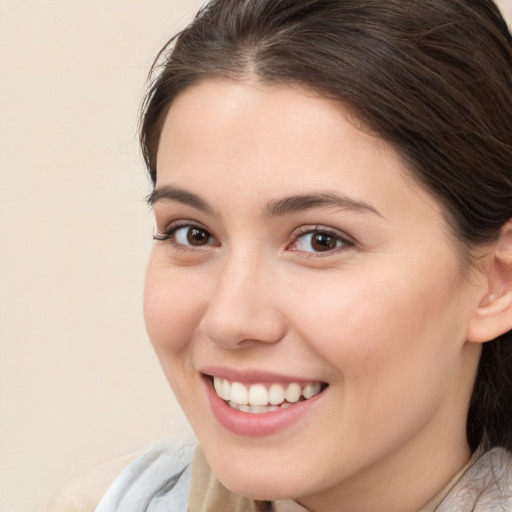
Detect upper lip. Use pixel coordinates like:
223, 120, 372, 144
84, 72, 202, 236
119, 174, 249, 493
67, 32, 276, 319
199, 366, 326, 384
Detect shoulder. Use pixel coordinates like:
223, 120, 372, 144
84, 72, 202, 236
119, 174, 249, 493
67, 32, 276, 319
43, 439, 197, 512
438, 447, 512, 511
94, 438, 196, 512
43, 448, 145, 512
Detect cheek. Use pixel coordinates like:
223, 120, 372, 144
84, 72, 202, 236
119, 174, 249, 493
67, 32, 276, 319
143, 256, 207, 356
143, 256, 213, 410
290, 264, 465, 389
287, 268, 469, 449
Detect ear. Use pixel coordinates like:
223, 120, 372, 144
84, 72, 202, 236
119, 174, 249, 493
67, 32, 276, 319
467, 220, 512, 344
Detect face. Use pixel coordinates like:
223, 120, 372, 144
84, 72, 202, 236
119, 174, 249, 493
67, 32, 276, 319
144, 80, 485, 510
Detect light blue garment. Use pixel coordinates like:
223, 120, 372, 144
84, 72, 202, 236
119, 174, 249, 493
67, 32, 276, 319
94, 439, 196, 512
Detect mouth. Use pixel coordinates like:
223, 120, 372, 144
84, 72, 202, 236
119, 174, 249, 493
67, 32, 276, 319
209, 375, 328, 414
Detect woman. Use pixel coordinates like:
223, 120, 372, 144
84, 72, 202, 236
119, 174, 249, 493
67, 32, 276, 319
47, 0, 512, 511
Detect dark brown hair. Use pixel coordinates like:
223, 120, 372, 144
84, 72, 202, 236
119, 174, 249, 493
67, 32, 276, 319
140, 0, 512, 452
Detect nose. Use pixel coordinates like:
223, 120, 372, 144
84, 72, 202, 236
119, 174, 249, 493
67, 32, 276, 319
199, 253, 287, 349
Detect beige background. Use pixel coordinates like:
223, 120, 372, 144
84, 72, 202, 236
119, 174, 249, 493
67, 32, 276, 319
0, 1, 202, 511
1, 1, 511, 511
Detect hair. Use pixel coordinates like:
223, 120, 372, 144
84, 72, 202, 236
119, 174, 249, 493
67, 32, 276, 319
139, 0, 512, 452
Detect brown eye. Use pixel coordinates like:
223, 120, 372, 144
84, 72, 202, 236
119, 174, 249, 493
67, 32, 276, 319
310, 233, 338, 252
292, 228, 351, 254
173, 225, 214, 246
187, 228, 211, 246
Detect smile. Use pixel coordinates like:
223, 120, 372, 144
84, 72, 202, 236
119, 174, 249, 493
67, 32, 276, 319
212, 376, 325, 413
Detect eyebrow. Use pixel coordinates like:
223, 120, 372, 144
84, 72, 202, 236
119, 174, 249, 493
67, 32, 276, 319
147, 185, 213, 213
265, 192, 382, 218
147, 185, 382, 218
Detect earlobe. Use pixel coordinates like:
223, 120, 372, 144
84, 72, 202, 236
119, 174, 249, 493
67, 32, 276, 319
467, 220, 512, 344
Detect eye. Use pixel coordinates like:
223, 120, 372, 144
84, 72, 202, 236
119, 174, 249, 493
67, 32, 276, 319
289, 227, 353, 254
174, 225, 213, 246
153, 222, 218, 248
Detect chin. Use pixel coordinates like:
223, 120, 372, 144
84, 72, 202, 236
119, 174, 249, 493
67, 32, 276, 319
202, 447, 315, 501
217, 469, 303, 501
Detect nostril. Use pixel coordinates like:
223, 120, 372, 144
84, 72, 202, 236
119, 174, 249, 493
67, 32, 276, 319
199, 304, 287, 349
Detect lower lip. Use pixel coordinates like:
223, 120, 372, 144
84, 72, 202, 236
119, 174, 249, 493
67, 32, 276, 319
203, 377, 325, 437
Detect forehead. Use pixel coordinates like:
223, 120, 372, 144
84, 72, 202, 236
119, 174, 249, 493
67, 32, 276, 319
157, 79, 436, 213
160, 79, 376, 142
159, 80, 399, 181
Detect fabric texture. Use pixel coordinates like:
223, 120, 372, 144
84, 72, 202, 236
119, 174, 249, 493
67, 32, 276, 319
94, 438, 196, 512
43, 448, 145, 512
436, 448, 512, 511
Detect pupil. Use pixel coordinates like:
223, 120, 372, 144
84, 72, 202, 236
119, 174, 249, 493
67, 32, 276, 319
187, 228, 209, 246
312, 233, 336, 251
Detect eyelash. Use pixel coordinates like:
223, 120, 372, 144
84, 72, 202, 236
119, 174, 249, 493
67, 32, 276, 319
287, 225, 354, 255
153, 221, 354, 255
153, 221, 217, 250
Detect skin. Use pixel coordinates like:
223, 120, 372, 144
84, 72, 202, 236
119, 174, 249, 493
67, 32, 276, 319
144, 80, 489, 512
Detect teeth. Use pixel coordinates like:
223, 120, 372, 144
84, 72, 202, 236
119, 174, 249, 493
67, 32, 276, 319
268, 383, 285, 405
230, 382, 248, 405
248, 384, 269, 406
284, 383, 301, 403
302, 382, 322, 399
228, 402, 281, 413
221, 379, 231, 401
212, 377, 324, 412
249, 405, 271, 414
214, 377, 223, 396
